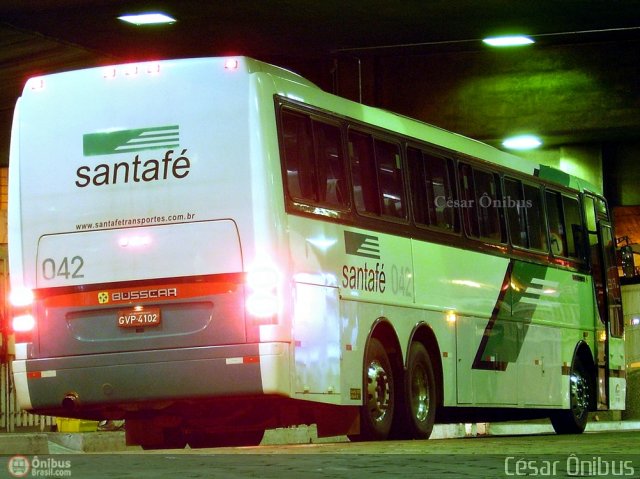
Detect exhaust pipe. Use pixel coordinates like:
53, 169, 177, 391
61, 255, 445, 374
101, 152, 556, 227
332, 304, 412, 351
62, 393, 79, 411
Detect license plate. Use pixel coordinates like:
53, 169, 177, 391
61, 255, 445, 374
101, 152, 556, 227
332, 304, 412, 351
117, 307, 161, 328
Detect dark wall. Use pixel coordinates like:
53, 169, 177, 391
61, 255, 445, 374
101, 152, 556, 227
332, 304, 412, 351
287, 41, 640, 206
371, 42, 640, 146
605, 142, 640, 206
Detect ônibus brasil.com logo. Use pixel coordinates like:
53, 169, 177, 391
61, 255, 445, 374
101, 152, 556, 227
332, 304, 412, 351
7, 455, 72, 477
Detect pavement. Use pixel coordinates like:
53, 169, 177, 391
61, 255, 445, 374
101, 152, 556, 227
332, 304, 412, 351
2, 418, 640, 455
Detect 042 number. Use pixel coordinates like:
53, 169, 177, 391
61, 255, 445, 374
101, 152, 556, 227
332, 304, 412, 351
41, 256, 85, 280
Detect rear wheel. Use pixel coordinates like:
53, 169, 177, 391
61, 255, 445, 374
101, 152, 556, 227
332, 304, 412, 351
403, 342, 437, 439
550, 356, 591, 434
349, 337, 395, 441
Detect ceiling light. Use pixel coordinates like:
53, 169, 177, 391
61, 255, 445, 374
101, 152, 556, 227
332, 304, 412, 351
502, 135, 542, 150
118, 13, 176, 26
483, 35, 534, 47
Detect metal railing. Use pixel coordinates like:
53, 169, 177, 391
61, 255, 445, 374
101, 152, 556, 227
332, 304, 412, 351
0, 245, 55, 432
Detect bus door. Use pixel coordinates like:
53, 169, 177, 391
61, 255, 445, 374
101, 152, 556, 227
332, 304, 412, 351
584, 194, 624, 409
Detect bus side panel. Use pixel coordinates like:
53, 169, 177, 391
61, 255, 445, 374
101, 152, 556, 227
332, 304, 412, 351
412, 242, 516, 406
608, 336, 626, 410
511, 262, 586, 407
517, 322, 562, 406
292, 282, 341, 396
8, 99, 25, 287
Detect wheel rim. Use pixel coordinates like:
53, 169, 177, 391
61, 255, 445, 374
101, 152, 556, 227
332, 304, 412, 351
411, 363, 430, 423
366, 360, 391, 423
570, 369, 589, 419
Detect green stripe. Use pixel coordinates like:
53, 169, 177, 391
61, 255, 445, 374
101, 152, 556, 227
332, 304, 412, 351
83, 125, 179, 156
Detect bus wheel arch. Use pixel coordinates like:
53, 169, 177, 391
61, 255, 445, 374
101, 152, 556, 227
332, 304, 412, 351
551, 341, 596, 434
350, 318, 403, 441
573, 341, 597, 410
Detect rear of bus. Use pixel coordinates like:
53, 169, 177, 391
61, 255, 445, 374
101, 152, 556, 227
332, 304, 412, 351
8, 57, 294, 444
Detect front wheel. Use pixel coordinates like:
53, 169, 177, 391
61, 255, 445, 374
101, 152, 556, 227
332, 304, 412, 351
550, 356, 591, 434
349, 337, 395, 441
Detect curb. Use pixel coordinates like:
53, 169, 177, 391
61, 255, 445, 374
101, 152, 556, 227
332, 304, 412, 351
0, 433, 49, 455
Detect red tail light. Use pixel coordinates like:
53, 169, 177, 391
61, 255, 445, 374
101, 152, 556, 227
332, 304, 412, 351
245, 264, 280, 324
10, 288, 35, 343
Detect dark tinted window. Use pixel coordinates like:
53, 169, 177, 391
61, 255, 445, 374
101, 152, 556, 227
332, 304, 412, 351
504, 178, 527, 248
460, 163, 504, 242
314, 121, 346, 207
281, 110, 316, 201
523, 184, 547, 251
375, 139, 404, 218
546, 190, 568, 257
563, 195, 584, 260
546, 190, 584, 260
407, 147, 458, 232
349, 130, 378, 215
349, 130, 405, 219
280, 109, 346, 209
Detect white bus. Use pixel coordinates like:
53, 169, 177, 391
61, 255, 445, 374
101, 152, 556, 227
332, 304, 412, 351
9, 57, 625, 448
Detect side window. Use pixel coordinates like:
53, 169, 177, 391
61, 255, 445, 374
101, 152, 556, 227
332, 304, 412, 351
281, 110, 316, 202
523, 184, 548, 251
584, 195, 597, 232
546, 190, 568, 257
460, 163, 504, 242
407, 147, 458, 232
349, 130, 379, 215
459, 163, 480, 237
504, 178, 527, 248
474, 169, 503, 241
280, 109, 347, 209
349, 129, 406, 219
596, 197, 609, 221
375, 139, 404, 218
314, 120, 346, 208
505, 178, 548, 251
562, 195, 585, 260
545, 190, 584, 261
408, 147, 428, 225
428, 154, 458, 231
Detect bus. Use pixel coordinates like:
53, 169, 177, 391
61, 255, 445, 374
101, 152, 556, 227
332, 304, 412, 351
8, 56, 625, 448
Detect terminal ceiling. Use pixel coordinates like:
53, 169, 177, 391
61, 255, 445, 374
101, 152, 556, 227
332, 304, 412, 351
1, 1, 640, 168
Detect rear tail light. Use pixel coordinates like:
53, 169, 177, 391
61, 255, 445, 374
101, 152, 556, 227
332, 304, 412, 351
12, 314, 35, 333
102, 61, 162, 80
246, 294, 279, 319
245, 264, 280, 324
9, 287, 35, 342
10, 288, 34, 307
27, 77, 45, 91
224, 58, 239, 71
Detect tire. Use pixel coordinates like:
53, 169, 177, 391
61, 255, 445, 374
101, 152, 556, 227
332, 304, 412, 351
403, 342, 437, 439
349, 337, 395, 441
550, 356, 591, 434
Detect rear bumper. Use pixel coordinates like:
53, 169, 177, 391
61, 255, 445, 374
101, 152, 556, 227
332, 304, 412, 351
13, 342, 289, 414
